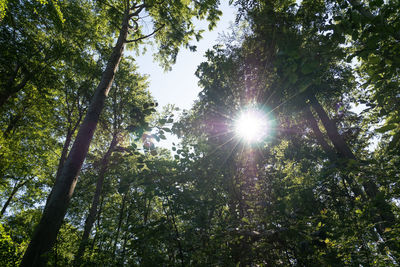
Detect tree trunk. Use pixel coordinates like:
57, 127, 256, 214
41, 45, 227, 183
303, 106, 336, 160
55, 112, 83, 182
56, 130, 73, 182
308, 94, 355, 160
20, 8, 130, 267
0, 180, 27, 217
162, 196, 185, 267
74, 132, 119, 265
119, 206, 131, 266
308, 94, 399, 258
304, 105, 362, 196
112, 192, 127, 260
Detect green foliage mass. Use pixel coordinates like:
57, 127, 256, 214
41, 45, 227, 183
1, 0, 400, 266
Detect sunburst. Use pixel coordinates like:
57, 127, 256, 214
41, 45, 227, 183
234, 108, 269, 143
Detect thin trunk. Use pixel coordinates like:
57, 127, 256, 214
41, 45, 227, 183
20, 7, 130, 266
90, 195, 104, 255
304, 105, 359, 197
55, 113, 83, 182
3, 113, 22, 138
119, 201, 132, 266
55, 130, 73, 182
308, 94, 398, 259
163, 197, 185, 267
308, 94, 355, 160
0, 180, 27, 217
303, 106, 336, 161
74, 133, 119, 265
112, 192, 127, 259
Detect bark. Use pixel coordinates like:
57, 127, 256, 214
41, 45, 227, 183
56, 130, 73, 181
74, 133, 119, 265
89, 194, 104, 255
20, 7, 131, 266
55, 112, 83, 182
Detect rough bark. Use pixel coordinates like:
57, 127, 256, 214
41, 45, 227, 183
74, 132, 119, 265
19, 8, 130, 266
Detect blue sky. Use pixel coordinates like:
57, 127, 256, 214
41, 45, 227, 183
135, 2, 237, 111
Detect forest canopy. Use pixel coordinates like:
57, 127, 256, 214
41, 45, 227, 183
1, 0, 400, 266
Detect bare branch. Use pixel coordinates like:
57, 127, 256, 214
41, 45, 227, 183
125, 25, 164, 43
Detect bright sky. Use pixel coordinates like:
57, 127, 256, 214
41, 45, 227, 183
135, 2, 237, 111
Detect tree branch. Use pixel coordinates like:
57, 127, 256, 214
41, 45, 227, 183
125, 25, 164, 43
129, 3, 146, 18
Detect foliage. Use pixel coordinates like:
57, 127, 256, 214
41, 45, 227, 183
0, 0, 399, 266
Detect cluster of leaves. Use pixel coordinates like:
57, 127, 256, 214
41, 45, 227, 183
1, 0, 400, 266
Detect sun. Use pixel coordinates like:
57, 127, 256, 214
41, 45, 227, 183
234, 109, 269, 143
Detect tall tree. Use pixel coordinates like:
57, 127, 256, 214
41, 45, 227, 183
20, 0, 221, 265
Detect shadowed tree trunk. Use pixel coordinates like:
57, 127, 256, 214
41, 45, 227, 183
304, 104, 362, 196
162, 195, 185, 267
55, 112, 84, 182
308, 94, 355, 160
74, 132, 119, 265
304, 106, 336, 160
19, 7, 131, 266
307, 94, 399, 259
112, 192, 128, 261
0, 179, 29, 217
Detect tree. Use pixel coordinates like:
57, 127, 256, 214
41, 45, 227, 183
74, 58, 153, 264
20, 0, 221, 265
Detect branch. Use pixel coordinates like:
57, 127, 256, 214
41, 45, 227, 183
129, 3, 146, 18
128, 18, 139, 30
125, 25, 164, 43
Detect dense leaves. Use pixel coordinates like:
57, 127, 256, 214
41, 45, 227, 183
1, 0, 399, 266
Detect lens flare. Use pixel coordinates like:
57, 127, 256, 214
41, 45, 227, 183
234, 109, 268, 143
